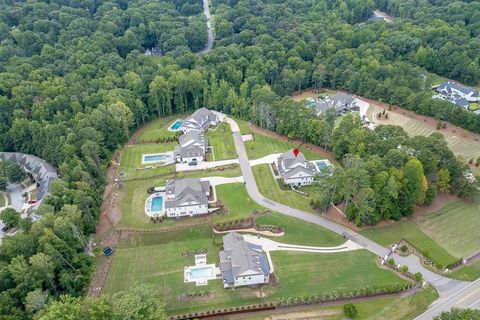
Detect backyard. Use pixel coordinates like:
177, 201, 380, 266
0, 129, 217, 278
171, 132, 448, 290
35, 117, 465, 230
136, 114, 186, 142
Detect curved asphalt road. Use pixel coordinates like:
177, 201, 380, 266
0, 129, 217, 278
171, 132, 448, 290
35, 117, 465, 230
227, 117, 474, 318
6, 184, 23, 212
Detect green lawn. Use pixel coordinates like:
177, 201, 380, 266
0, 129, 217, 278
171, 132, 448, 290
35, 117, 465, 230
245, 133, 326, 160
205, 123, 237, 160
104, 228, 409, 316
246, 287, 437, 320
234, 118, 253, 135
256, 213, 344, 246
117, 165, 242, 229
119, 143, 176, 180
136, 114, 186, 142
213, 183, 265, 223
361, 221, 457, 267
252, 164, 317, 213
263, 250, 410, 300
415, 201, 480, 258
449, 259, 480, 281
0, 193, 5, 207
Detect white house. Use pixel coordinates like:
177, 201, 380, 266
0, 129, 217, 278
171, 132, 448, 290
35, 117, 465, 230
436, 82, 479, 108
174, 130, 207, 163
276, 149, 317, 186
164, 178, 210, 217
182, 108, 220, 133
314, 92, 360, 115
219, 232, 271, 288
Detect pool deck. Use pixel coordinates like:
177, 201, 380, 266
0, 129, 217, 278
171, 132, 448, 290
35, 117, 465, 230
184, 254, 221, 286
141, 151, 175, 165
144, 192, 166, 217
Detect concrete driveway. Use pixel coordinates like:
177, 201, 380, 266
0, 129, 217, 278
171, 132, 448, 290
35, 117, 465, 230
249, 153, 281, 166
6, 184, 23, 212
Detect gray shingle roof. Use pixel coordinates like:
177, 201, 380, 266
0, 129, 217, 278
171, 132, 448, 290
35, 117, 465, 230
219, 232, 270, 284
438, 82, 478, 97
0, 152, 58, 202
182, 108, 218, 132
277, 149, 316, 179
165, 178, 209, 209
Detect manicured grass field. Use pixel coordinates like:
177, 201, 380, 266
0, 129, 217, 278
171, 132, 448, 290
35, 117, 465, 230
263, 250, 410, 299
361, 221, 457, 267
252, 164, 316, 213
245, 133, 325, 160
234, 118, 253, 134
213, 183, 265, 223
256, 213, 344, 246
246, 286, 437, 320
415, 201, 480, 258
205, 123, 237, 160
119, 143, 177, 180
449, 259, 480, 281
136, 114, 186, 142
117, 166, 242, 229
0, 193, 5, 207
104, 228, 409, 316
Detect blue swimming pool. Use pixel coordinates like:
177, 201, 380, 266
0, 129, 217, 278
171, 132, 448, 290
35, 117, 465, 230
144, 154, 168, 163
189, 267, 212, 279
169, 120, 183, 131
316, 161, 328, 169
151, 196, 163, 212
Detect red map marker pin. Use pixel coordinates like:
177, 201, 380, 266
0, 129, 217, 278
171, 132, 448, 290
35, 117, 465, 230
293, 148, 299, 157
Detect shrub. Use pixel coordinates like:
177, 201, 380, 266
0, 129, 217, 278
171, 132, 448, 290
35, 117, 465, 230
414, 272, 423, 282
344, 303, 358, 318
436, 122, 442, 130
400, 245, 408, 253
401, 265, 409, 273
387, 258, 395, 266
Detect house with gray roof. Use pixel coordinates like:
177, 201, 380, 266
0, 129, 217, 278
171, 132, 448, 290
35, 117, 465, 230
164, 178, 210, 217
219, 232, 271, 288
314, 92, 359, 115
0, 152, 58, 214
182, 108, 220, 133
276, 149, 317, 186
436, 82, 479, 108
174, 130, 208, 164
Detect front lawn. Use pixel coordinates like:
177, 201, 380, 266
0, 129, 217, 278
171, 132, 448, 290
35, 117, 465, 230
252, 164, 316, 213
415, 201, 480, 258
448, 259, 480, 281
245, 133, 325, 160
205, 123, 237, 160
263, 250, 410, 300
213, 183, 265, 223
360, 221, 457, 267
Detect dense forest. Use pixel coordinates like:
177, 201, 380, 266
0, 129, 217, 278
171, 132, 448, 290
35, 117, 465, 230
0, 0, 479, 318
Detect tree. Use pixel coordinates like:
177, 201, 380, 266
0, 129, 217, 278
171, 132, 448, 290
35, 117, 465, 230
402, 158, 427, 213
344, 303, 358, 318
38, 295, 83, 320
433, 308, 480, 320
0, 177, 6, 191
0, 208, 20, 228
436, 169, 450, 192
112, 283, 167, 320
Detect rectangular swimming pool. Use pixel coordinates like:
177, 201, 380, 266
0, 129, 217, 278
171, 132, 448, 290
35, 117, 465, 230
170, 120, 183, 130
144, 154, 168, 163
189, 267, 213, 279
151, 196, 163, 212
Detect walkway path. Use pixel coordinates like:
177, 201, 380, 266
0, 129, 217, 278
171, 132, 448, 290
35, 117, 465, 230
249, 153, 281, 167
199, 0, 214, 53
224, 116, 469, 305
176, 159, 238, 172
200, 176, 244, 186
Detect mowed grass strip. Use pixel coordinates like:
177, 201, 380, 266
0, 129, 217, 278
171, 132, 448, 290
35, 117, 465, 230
449, 259, 480, 281
361, 221, 457, 267
245, 133, 325, 160
255, 213, 344, 246
264, 250, 410, 299
415, 201, 480, 258
245, 286, 438, 320
136, 114, 187, 142
205, 123, 237, 160
252, 164, 316, 213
